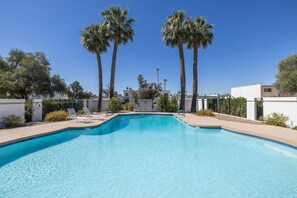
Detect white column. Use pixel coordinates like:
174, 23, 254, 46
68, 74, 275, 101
32, 99, 43, 122
197, 99, 203, 111
246, 98, 257, 120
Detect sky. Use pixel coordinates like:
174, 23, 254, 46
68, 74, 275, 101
1, 0, 297, 96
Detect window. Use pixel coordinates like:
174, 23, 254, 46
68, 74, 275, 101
264, 88, 272, 92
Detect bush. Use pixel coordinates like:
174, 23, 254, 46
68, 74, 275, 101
265, 113, 289, 127
43, 99, 83, 118
157, 94, 178, 112
292, 126, 297, 130
77, 109, 84, 115
125, 102, 135, 111
25, 100, 32, 122
45, 110, 68, 122
3, 114, 23, 128
257, 116, 264, 121
195, 109, 215, 117
107, 97, 122, 112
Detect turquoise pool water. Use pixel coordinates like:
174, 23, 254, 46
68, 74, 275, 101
1, 114, 297, 197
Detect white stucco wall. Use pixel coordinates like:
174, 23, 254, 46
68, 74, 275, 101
231, 84, 262, 99
0, 99, 25, 125
83, 99, 109, 112
263, 97, 297, 127
138, 99, 153, 111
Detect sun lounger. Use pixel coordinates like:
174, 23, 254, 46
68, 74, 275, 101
67, 108, 92, 122
83, 107, 106, 120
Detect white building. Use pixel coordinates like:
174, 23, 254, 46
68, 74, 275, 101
231, 84, 279, 99
123, 90, 135, 102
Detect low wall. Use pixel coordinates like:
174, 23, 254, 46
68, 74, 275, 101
0, 99, 25, 126
184, 98, 205, 112
138, 99, 153, 111
263, 97, 297, 127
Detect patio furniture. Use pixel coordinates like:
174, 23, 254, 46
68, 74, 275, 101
67, 108, 92, 122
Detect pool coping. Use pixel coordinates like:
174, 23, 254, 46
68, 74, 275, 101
0, 112, 297, 148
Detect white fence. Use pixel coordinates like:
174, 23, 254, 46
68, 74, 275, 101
246, 97, 297, 127
263, 97, 297, 127
83, 99, 109, 112
184, 98, 207, 112
0, 99, 25, 126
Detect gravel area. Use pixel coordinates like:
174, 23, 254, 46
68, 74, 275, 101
215, 114, 264, 125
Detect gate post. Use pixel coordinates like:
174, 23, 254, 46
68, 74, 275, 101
246, 98, 257, 120
32, 99, 43, 122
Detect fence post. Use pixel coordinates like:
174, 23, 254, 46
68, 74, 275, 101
32, 99, 43, 122
246, 98, 257, 120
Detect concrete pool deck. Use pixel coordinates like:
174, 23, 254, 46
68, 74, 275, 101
0, 112, 297, 148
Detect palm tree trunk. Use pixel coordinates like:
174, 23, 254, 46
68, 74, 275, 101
191, 46, 198, 112
96, 50, 103, 112
109, 38, 119, 99
178, 40, 186, 111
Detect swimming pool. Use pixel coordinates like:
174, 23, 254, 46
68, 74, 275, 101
1, 114, 297, 197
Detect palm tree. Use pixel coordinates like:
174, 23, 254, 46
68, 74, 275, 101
101, 6, 135, 98
162, 10, 187, 110
81, 24, 110, 111
185, 17, 214, 112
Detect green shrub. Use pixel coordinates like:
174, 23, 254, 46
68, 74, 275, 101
292, 126, 297, 130
107, 97, 122, 112
77, 109, 84, 115
195, 109, 215, 117
265, 113, 288, 127
3, 114, 23, 128
45, 110, 68, 122
42, 99, 83, 118
157, 94, 178, 112
258, 116, 264, 121
25, 100, 32, 122
125, 102, 135, 111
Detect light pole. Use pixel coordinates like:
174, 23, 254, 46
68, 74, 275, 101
156, 68, 160, 85
164, 79, 167, 95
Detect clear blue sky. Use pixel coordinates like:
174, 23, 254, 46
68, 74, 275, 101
1, 0, 297, 95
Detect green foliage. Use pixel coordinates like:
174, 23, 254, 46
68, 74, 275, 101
258, 116, 264, 121
107, 97, 122, 112
157, 94, 178, 112
3, 114, 23, 128
137, 74, 162, 99
123, 102, 135, 111
0, 49, 67, 99
265, 113, 289, 127
195, 109, 215, 117
274, 54, 297, 95
25, 100, 32, 122
67, 81, 95, 99
208, 97, 246, 118
45, 110, 68, 122
43, 99, 83, 118
292, 126, 297, 130
77, 109, 84, 115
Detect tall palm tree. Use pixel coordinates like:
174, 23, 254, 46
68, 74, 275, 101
162, 10, 187, 110
81, 24, 110, 111
185, 17, 214, 112
101, 6, 135, 98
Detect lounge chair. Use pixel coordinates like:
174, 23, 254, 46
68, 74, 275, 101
67, 108, 91, 122
105, 110, 114, 116
83, 107, 106, 120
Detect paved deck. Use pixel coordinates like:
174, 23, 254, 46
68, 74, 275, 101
0, 112, 297, 148
175, 113, 297, 147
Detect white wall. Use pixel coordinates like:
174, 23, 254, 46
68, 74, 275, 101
184, 98, 205, 112
138, 99, 153, 111
0, 99, 25, 126
83, 99, 109, 112
231, 84, 262, 99
263, 97, 297, 127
